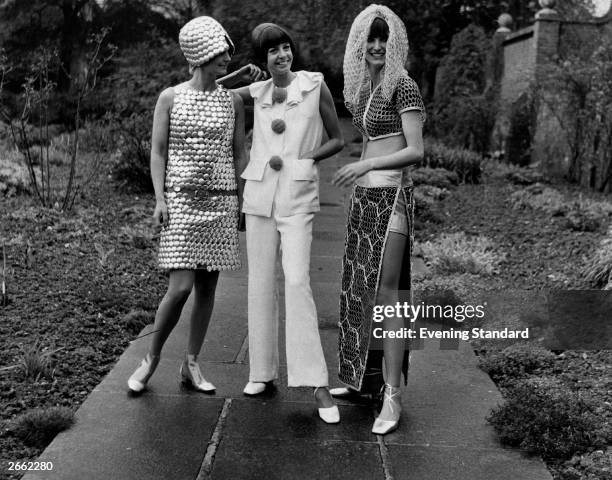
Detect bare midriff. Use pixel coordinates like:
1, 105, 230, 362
355, 134, 410, 187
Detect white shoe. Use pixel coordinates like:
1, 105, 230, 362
329, 387, 360, 397
318, 405, 340, 424
372, 384, 401, 435
127, 354, 159, 394
180, 355, 215, 393
315, 387, 340, 424
243, 381, 267, 396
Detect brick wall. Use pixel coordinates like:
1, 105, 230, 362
493, 8, 612, 188
499, 28, 535, 106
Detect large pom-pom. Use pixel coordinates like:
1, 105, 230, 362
269, 155, 283, 171
271, 119, 286, 134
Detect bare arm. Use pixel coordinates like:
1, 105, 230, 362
232, 91, 247, 200
332, 111, 424, 187
302, 81, 344, 162
362, 112, 424, 170
150, 87, 174, 225
218, 64, 265, 104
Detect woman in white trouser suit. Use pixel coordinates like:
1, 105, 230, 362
232, 23, 344, 423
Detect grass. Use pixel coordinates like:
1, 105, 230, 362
18, 340, 63, 381
10, 406, 75, 448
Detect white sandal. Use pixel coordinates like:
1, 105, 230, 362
372, 384, 401, 435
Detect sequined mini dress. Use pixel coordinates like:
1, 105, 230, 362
157, 85, 240, 271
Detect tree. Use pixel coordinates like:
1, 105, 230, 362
430, 23, 494, 154
0, 0, 103, 93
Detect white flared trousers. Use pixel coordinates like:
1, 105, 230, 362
245, 212, 329, 387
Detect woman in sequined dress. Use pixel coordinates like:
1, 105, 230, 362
127, 16, 247, 395
228, 23, 344, 423
331, 5, 425, 434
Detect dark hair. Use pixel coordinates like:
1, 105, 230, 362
252, 23, 296, 64
368, 17, 389, 42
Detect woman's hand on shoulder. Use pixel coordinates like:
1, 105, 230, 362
235, 64, 268, 84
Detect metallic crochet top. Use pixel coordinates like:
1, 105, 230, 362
166, 85, 236, 192
347, 71, 425, 141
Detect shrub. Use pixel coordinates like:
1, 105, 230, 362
479, 343, 556, 384
423, 139, 483, 183
506, 91, 536, 166
420, 232, 505, 275
565, 209, 603, 232
431, 25, 494, 155
11, 406, 75, 448
411, 167, 459, 189
413, 187, 446, 226
123, 309, 155, 335
110, 112, 152, 192
510, 184, 568, 215
582, 226, 612, 289
119, 225, 154, 250
0, 149, 30, 196
561, 448, 612, 480
416, 184, 450, 201
512, 184, 611, 231
414, 288, 464, 325
412, 272, 494, 306
488, 379, 606, 459
505, 169, 545, 186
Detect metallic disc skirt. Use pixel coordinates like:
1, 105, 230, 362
157, 189, 240, 271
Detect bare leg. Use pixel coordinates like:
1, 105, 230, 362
187, 270, 220, 356
377, 232, 407, 419
149, 270, 195, 357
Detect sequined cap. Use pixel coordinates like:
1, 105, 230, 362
179, 16, 235, 67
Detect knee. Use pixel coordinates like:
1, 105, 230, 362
166, 283, 192, 303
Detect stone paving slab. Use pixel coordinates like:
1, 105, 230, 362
22, 392, 224, 480
222, 399, 374, 442
209, 438, 383, 480
388, 445, 552, 480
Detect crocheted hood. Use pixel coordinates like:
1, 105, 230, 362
343, 4, 409, 107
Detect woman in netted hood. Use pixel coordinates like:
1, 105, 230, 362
332, 4, 426, 435
127, 16, 247, 396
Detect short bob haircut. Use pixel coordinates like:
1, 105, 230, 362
367, 17, 389, 42
251, 23, 297, 65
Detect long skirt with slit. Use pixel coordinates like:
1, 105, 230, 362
338, 184, 414, 392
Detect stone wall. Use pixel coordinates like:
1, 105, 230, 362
491, 1, 612, 190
